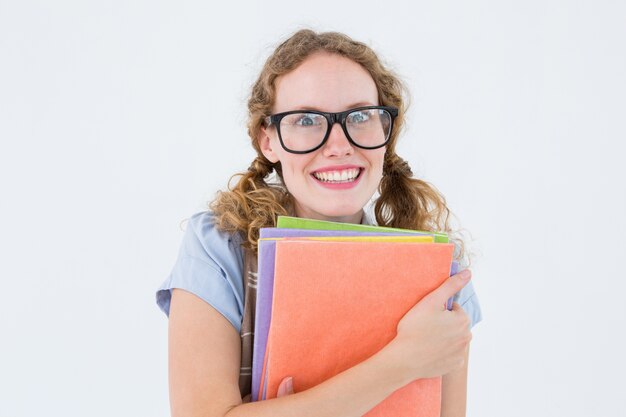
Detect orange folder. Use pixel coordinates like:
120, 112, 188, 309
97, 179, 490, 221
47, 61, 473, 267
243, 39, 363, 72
264, 240, 454, 416
257, 235, 435, 397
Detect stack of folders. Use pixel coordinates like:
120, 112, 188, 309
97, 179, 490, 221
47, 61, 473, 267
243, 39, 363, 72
251, 216, 458, 417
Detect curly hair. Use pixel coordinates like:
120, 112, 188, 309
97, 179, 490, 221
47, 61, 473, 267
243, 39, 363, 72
209, 29, 467, 262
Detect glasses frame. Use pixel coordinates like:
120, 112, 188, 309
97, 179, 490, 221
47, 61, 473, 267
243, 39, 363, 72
263, 105, 399, 154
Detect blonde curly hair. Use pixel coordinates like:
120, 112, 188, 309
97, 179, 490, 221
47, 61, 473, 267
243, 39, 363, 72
209, 29, 465, 260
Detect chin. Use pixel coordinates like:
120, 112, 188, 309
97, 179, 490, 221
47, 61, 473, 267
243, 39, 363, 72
314, 205, 364, 221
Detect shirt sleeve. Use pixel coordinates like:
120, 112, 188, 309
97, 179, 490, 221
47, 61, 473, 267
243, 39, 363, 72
155, 211, 245, 333
452, 279, 483, 329
452, 252, 483, 329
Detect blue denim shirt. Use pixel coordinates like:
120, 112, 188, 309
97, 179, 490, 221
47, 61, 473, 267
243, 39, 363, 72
156, 210, 483, 332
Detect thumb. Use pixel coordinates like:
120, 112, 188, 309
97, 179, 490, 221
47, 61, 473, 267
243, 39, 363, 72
423, 269, 471, 310
277, 376, 294, 397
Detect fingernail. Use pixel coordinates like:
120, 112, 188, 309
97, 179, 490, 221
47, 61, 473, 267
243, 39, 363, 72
287, 377, 293, 393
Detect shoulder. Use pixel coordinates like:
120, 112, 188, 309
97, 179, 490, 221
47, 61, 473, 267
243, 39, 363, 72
156, 210, 246, 332
176, 210, 246, 297
361, 208, 377, 226
179, 210, 244, 259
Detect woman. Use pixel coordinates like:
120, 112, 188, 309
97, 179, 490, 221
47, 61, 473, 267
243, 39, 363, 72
157, 29, 482, 417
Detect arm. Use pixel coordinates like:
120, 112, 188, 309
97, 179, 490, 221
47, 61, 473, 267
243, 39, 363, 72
440, 344, 470, 417
168, 288, 412, 417
168, 272, 472, 417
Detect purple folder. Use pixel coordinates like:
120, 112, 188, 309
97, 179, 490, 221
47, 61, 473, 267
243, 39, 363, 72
251, 228, 457, 401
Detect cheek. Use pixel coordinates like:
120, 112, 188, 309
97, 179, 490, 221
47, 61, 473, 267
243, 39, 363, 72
277, 154, 316, 187
367, 153, 386, 188
370, 167, 384, 190
368, 150, 386, 175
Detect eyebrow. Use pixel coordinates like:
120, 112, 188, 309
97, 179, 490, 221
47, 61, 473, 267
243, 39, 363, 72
293, 102, 378, 112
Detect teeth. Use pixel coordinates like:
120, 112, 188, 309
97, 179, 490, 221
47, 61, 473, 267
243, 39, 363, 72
313, 168, 360, 183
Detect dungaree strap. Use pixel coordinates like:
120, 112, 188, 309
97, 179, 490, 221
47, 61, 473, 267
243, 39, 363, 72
239, 247, 258, 401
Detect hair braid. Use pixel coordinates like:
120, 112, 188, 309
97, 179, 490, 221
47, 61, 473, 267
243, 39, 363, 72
375, 154, 451, 234
210, 156, 292, 253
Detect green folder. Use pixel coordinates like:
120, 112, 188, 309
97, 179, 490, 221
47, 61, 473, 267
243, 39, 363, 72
276, 215, 448, 243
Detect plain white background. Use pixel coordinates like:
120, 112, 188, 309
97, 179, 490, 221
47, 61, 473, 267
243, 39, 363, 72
1, 1, 625, 416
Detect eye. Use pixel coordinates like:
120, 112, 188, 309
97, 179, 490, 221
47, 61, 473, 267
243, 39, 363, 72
347, 111, 371, 124
295, 114, 323, 126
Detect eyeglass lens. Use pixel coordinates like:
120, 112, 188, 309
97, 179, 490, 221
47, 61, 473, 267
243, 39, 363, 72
279, 109, 392, 152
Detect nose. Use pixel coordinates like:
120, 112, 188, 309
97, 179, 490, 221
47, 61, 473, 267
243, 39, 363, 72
322, 123, 354, 157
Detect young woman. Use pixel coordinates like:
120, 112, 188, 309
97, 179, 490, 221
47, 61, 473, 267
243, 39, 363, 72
157, 29, 482, 417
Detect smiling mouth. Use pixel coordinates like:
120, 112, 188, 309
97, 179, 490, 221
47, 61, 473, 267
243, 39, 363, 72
311, 168, 362, 183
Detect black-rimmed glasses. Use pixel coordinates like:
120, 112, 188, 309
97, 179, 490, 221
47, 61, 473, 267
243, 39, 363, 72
263, 106, 399, 154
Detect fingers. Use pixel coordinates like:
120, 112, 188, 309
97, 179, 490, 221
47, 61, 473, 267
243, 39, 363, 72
451, 302, 473, 330
424, 269, 471, 310
276, 376, 294, 397
452, 269, 472, 283
450, 301, 463, 312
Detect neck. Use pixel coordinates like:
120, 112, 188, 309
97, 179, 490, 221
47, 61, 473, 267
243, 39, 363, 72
294, 204, 364, 225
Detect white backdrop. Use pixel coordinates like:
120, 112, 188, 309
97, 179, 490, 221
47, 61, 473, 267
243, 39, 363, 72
1, 1, 625, 416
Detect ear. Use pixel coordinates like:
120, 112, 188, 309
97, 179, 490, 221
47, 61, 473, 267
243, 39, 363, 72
258, 126, 280, 163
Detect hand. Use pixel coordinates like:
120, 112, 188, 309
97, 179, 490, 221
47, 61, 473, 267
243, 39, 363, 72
276, 376, 294, 397
384, 269, 473, 381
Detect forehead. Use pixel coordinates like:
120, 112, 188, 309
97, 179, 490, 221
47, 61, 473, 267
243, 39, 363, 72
273, 52, 379, 113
